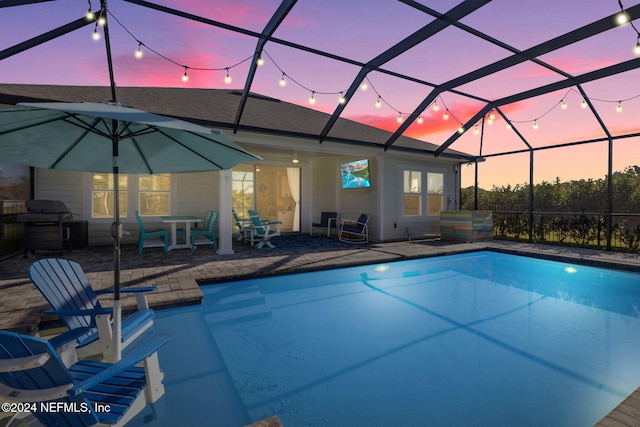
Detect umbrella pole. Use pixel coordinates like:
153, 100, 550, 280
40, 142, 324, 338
111, 132, 122, 362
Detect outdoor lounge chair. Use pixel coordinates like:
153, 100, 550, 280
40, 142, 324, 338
29, 258, 156, 363
311, 211, 338, 236
232, 209, 252, 243
0, 329, 169, 427
248, 210, 281, 249
135, 211, 168, 254
190, 210, 219, 251
338, 214, 370, 243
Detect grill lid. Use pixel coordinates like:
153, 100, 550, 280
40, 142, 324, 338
25, 200, 68, 214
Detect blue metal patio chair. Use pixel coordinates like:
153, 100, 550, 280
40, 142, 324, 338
232, 209, 252, 243
29, 258, 156, 363
247, 210, 281, 249
135, 211, 168, 254
190, 210, 219, 251
338, 213, 370, 243
311, 211, 338, 236
0, 329, 169, 427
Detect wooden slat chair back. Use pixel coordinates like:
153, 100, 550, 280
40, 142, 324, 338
29, 258, 155, 362
0, 330, 169, 427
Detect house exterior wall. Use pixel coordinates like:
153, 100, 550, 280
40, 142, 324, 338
31, 134, 462, 246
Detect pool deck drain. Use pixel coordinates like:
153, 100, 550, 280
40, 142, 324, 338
0, 239, 638, 426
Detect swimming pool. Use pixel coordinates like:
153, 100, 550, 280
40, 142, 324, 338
128, 251, 640, 427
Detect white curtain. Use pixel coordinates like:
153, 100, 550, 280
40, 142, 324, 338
286, 167, 300, 232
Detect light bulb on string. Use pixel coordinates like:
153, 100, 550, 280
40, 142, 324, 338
617, 101, 622, 112
92, 26, 100, 41
616, 11, 629, 25
635, 37, 640, 56
397, 113, 403, 123
375, 96, 381, 108
86, 9, 94, 21
433, 102, 439, 112
97, 14, 106, 26
506, 123, 512, 130
489, 110, 495, 121
134, 43, 143, 59
360, 81, 368, 91
581, 99, 587, 109
473, 125, 479, 135
561, 100, 567, 109
224, 68, 231, 84
458, 127, 464, 134
417, 115, 424, 124
181, 67, 189, 82
443, 110, 449, 120
533, 120, 538, 130
338, 92, 346, 104
257, 57, 264, 66
309, 91, 316, 104
279, 73, 287, 87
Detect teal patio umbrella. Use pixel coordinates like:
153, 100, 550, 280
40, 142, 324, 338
0, 101, 261, 359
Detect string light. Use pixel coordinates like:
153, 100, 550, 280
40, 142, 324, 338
581, 99, 587, 109
257, 57, 264, 66
92, 26, 100, 41
561, 100, 567, 109
617, 101, 622, 112
279, 73, 287, 87
443, 110, 449, 120
338, 92, 346, 104
375, 96, 382, 108
224, 68, 231, 84
182, 67, 188, 82
417, 115, 424, 124
86, 1, 94, 21
458, 127, 465, 134
309, 91, 316, 104
533, 120, 538, 130
360, 81, 368, 91
617, 1, 640, 55
397, 113, 403, 123
97, 14, 106, 26
134, 42, 143, 59
473, 125, 479, 135
635, 36, 640, 55
433, 102, 440, 112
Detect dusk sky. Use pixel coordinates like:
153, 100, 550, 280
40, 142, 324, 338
1, 0, 639, 189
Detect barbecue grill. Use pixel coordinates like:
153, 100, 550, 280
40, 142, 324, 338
17, 200, 73, 257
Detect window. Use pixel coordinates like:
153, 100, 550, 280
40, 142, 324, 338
232, 165, 255, 220
90, 173, 172, 218
139, 174, 171, 216
92, 173, 128, 218
427, 172, 444, 216
403, 170, 422, 216
401, 169, 445, 218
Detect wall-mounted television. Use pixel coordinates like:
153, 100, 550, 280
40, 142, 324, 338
340, 159, 371, 189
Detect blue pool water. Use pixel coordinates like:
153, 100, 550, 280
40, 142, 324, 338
129, 251, 640, 427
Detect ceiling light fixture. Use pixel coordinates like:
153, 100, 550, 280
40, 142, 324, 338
292, 151, 300, 164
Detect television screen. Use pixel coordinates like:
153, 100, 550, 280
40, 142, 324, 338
340, 159, 371, 189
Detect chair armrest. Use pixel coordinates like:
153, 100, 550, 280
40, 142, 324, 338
45, 307, 113, 317
95, 286, 156, 295
48, 327, 94, 349
69, 334, 171, 396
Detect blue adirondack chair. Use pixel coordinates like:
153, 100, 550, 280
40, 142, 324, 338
247, 210, 281, 249
29, 258, 156, 363
0, 329, 169, 427
190, 210, 219, 251
135, 211, 169, 254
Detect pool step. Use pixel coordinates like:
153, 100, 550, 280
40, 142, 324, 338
204, 284, 271, 325
205, 304, 271, 325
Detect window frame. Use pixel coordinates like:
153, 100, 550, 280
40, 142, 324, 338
400, 166, 446, 220
84, 173, 177, 222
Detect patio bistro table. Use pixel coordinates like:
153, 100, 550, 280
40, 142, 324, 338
160, 216, 202, 251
